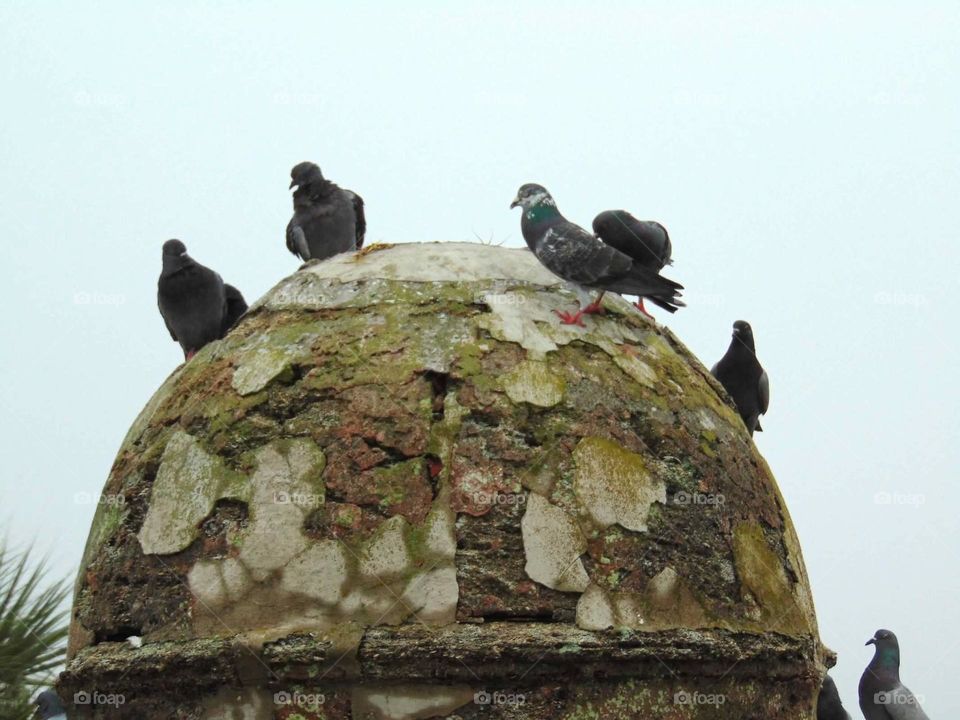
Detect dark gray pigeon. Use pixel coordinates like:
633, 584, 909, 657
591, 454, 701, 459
157, 239, 227, 360
859, 629, 930, 720
510, 184, 684, 326
818, 673, 851, 720
711, 320, 769, 435
34, 689, 66, 720
220, 283, 248, 337
285, 161, 365, 261
592, 210, 673, 317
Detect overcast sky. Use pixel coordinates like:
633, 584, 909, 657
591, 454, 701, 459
1, 1, 958, 713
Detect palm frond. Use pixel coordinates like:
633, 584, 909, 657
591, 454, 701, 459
0, 541, 70, 719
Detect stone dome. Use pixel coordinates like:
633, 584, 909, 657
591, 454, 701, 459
63, 242, 828, 719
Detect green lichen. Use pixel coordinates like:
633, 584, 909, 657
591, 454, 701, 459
501, 359, 566, 407
733, 522, 812, 636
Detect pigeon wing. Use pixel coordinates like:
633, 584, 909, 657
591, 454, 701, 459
539, 222, 634, 286
883, 684, 930, 720
221, 283, 248, 336
286, 219, 310, 260
157, 296, 178, 341
758, 369, 770, 415
347, 190, 366, 249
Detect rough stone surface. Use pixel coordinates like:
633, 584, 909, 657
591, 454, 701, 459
62, 243, 830, 718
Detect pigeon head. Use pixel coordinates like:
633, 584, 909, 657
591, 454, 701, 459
510, 183, 555, 210
591, 210, 621, 237
290, 161, 324, 190
866, 629, 901, 670
162, 239, 187, 257
727, 320, 757, 354
161, 239, 192, 274
34, 689, 65, 719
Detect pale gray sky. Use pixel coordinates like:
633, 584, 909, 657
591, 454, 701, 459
1, 1, 958, 713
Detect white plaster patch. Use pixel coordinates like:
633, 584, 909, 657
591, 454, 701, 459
424, 504, 457, 559
501, 360, 565, 407
231, 331, 319, 396
576, 583, 615, 630
281, 540, 349, 604
306, 243, 561, 285
573, 437, 666, 532
138, 431, 243, 555
401, 564, 458, 625
520, 493, 589, 592
188, 560, 227, 608
360, 516, 411, 582
351, 684, 475, 720
237, 440, 325, 581
648, 566, 680, 603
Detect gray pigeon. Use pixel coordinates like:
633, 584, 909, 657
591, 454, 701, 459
285, 161, 365, 262
221, 283, 248, 337
592, 209, 673, 317
34, 689, 66, 720
859, 629, 930, 720
510, 184, 684, 326
711, 320, 769, 435
818, 673, 851, 720
157, 239, 227, 360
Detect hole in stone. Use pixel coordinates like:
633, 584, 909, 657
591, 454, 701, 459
97, 625, 143, 644
423, 370, 450, 420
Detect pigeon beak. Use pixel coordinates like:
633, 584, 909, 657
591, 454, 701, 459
865, 638, 876, 646
289, 180, 298, 190
510, 197, 520, 209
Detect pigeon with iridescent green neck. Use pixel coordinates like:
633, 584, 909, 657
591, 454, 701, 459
510, 184, 684, 326
859, 629, 930, 720
592, 209, 673, 318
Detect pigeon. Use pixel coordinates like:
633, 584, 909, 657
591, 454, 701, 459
859, 629, 930, 720
285, 161, 365, 262
221, 283, 248, 337
711, 320, 769, 435
34, 689, 66, 720
510, 184, 684, 325
157, 239, 227, 360
592, 210, 673, 318
818, 673, 851, 720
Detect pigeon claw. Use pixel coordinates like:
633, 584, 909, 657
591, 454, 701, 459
554, 309, 587, 327
185, 349, 197, 361
582, 300, 606, 315
634, 299, 655, 320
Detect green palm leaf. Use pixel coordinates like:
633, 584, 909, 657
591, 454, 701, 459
0, 541, 69, 720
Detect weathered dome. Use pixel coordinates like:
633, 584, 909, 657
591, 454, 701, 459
63, 242, 828, 718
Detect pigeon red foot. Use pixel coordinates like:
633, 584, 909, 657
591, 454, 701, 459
554, 293, 606, 326
634, 298, 655, 319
